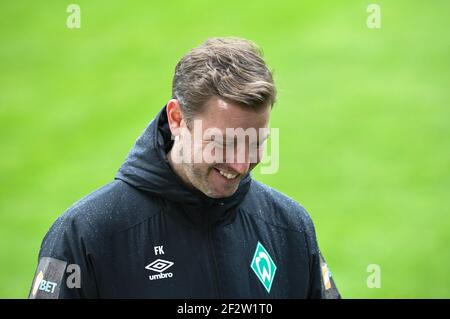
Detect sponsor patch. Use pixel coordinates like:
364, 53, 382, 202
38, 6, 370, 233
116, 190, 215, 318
29, 257, 67, 299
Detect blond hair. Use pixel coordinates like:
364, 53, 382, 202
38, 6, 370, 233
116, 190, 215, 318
172, 37, 276, 123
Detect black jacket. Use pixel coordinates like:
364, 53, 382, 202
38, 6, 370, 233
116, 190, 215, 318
29, 105, 340, 299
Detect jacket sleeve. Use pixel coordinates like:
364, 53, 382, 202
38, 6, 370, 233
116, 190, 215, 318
309, 250, 341, 299
302, 210, 341, 299
29, 213, 99, 299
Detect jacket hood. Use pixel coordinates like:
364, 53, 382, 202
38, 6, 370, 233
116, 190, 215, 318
115, 105, 252, 224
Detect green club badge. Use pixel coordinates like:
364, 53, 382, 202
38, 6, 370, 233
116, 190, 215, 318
250, 242, 277, 293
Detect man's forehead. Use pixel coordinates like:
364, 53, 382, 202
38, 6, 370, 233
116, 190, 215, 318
200, 97, 271, 128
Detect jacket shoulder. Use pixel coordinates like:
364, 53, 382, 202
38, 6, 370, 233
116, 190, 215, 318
43, 180, 161, 248
241, 180, 316, 235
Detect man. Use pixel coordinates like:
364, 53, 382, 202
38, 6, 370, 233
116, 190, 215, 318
29, 37, 340, 298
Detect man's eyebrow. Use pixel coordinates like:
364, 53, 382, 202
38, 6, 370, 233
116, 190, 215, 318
222, 131, 270, 143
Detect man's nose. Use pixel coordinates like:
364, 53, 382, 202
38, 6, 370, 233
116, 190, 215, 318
227, 162, 250, 175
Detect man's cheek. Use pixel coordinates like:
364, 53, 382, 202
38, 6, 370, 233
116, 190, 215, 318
191, 142, 203, 164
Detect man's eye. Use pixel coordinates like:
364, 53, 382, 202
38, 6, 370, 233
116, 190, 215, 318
217, 142, 234, 148
250, 142, 265, 148
213, 142, 225, 149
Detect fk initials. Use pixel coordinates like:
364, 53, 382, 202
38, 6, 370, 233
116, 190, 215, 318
154, 246, 165, 255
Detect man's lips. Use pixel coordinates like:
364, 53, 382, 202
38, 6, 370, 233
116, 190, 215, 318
213, 167, 239, 180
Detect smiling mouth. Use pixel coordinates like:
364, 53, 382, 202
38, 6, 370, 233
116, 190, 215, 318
213, 167, 238, 180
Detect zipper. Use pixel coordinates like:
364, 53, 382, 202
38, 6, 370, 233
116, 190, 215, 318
206, 208, 221, 298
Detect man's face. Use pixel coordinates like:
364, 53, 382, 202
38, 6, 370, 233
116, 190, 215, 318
177, 97, 271, 198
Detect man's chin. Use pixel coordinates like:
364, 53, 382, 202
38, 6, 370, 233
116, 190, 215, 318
203, 184, 239, 199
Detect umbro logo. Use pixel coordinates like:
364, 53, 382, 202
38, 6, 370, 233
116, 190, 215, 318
145, 259, 174, 273
145, 259, 174, 280
145, 245, 174, 281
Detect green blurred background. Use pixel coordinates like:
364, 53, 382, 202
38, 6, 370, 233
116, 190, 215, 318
0, 0, 449, 298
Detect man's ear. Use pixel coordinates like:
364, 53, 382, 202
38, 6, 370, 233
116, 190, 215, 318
166, 99, 184, 137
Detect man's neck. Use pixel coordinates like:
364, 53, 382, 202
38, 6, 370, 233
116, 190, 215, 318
166, 147, 192, 189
